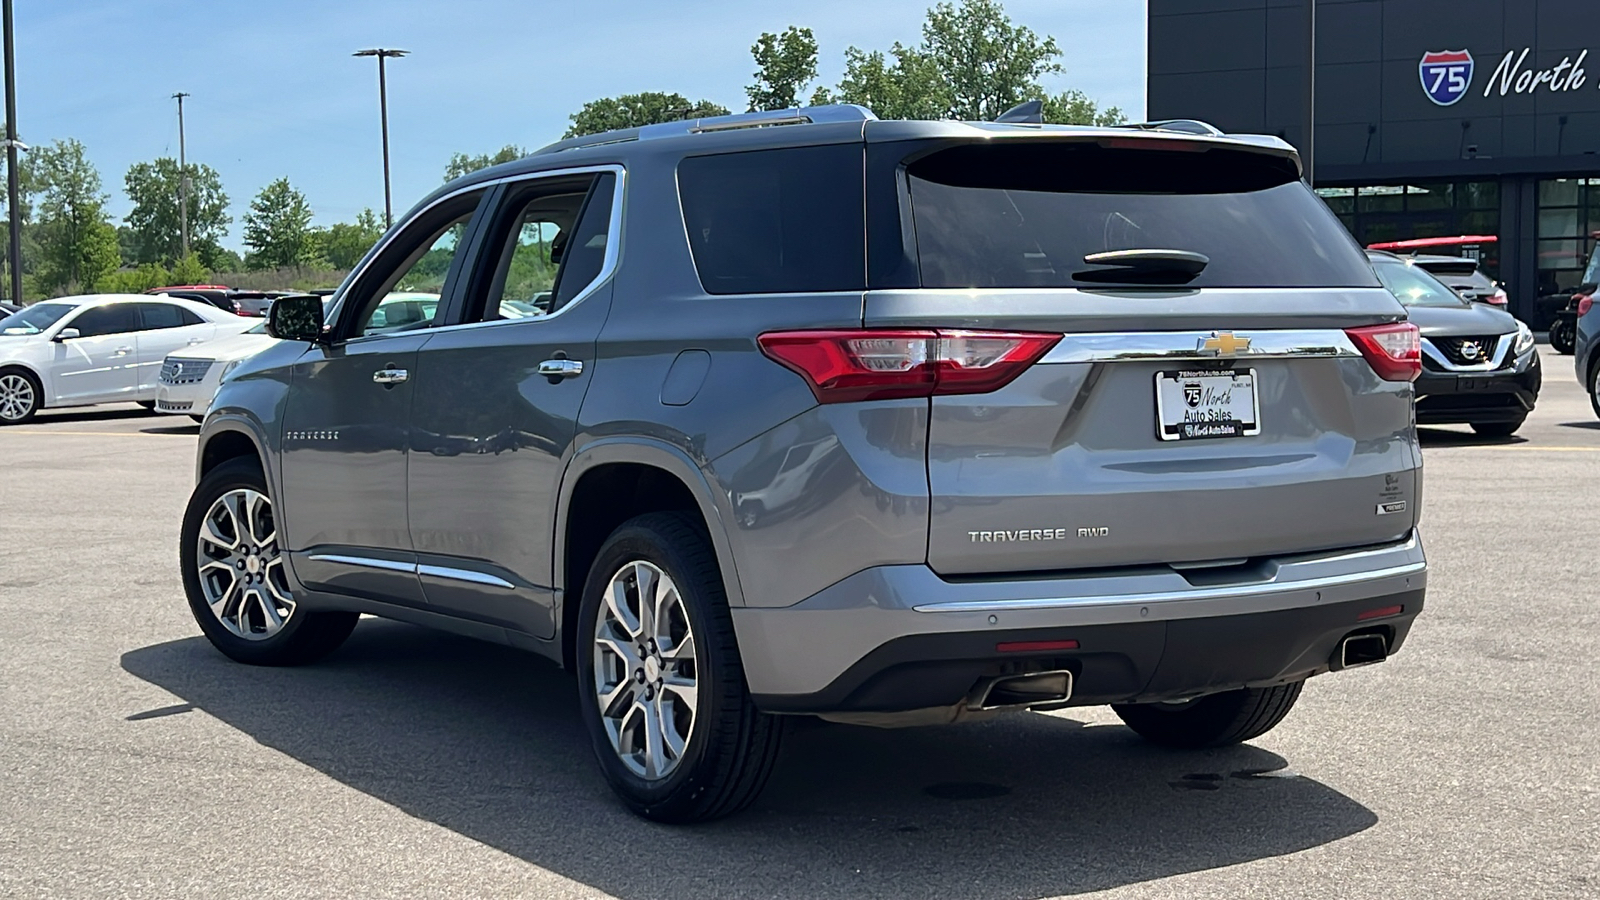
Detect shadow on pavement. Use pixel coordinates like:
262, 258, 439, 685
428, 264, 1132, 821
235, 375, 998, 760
140, 422, 200, 435
32, 406, 155, 425
123, 620, 1377, 899
1558, 420, 1600, 431
1417, 426, 1527, 447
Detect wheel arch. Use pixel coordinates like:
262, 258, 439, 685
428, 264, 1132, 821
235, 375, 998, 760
0, 362, 45, 408
555, 438, 744, 670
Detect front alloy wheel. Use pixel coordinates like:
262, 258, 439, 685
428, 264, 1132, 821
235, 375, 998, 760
0, 370, 40, 424
592, 560, 699, 780
195, 487, 293, 639
180, 457, 357, 666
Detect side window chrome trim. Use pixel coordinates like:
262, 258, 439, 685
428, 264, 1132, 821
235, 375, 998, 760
425, 164, 627, 336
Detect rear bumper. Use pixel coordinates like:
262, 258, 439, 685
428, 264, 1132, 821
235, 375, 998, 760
1415, 350, 1540, 424
734, 534, 1426, 714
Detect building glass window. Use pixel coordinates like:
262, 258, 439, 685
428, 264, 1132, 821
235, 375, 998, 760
1316, 181, 1501, 278
1535, 178, 1600, 297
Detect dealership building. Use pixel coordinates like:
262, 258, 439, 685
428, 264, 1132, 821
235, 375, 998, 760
1148, 0, 1599, 323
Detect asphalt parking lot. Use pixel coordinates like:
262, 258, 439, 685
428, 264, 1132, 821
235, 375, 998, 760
0, 345, 1596, 900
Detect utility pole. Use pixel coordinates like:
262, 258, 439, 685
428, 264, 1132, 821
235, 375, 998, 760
353, 48, 408, 228
3, 0, 23, 306
173, 91, 190, 258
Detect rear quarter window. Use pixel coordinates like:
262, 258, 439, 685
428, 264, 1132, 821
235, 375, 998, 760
902, 141, 1379, 290
677, 144, 865, 294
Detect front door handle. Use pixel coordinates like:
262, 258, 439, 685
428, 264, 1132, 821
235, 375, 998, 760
114, 346, 133, 356
372, 368, 409, 385
537, 359, 584, 381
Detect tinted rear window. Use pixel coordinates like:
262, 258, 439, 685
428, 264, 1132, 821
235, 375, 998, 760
678, 144, 865, 294
904, 142, 1378, 289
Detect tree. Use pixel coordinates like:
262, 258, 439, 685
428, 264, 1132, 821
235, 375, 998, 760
242, 178, 314, 270
123, 157, 231, 267
1041, 89, 1125, 126
832, 0, 1117, 124
747, 26, 820, 111
443, 145, 528, 183
836, 44, 952, 121
312, 208, 384, 269
29, 138, 120, 293
564, 92, 730, 139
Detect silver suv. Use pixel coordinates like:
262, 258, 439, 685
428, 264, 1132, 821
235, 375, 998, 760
179, 106, 1428, 823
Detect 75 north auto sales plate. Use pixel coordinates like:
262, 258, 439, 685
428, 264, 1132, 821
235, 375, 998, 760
1155, 368, 1261, 441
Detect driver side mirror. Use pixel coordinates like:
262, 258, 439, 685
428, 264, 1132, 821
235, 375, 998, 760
53, 327, 80, 342
266, 294, 326, 343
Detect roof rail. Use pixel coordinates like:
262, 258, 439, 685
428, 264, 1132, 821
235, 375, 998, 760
1114, 119, 1226, 136
533, 104, 877, 156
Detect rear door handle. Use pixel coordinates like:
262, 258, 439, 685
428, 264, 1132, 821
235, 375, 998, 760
373, 368, 409, 385
537, 359, 584, 380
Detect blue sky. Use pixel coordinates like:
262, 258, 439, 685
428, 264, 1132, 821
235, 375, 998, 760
14, 0, 1146, 250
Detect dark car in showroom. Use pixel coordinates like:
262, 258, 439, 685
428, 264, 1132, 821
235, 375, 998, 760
1369, 250, 1539, 436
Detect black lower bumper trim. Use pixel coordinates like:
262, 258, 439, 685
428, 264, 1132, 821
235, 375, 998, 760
752, 591, 1424, 714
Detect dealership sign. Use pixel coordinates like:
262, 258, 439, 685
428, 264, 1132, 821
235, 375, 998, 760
1420, 50, 1474, 105
1419, 47, 1592, 104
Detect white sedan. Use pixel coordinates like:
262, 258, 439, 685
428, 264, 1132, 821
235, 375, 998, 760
155, 323, 276, 420
0, 294, 256, 424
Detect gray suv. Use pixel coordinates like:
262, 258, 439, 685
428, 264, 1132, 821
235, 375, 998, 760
179, 106, 1428, 823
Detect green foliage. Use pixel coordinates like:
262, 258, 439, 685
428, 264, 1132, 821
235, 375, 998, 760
242, 177, 315, 270
312, 208, 384, 269
97, 261, 175, 294
204, 246, 245, 273
747, 27, 820, 111
1041, 89, 1124, 126
443, 145, 528, 183
123, 157, 231, 266
564, 93, 731, 139
209, 265, 347, 292
169, 252, 210, 285
28, 138, 120, 294
831, 0, 1118, 124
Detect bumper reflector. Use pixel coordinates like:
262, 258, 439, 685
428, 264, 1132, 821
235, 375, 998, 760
996, 639, 1080, 653
1356, 605, 1404, 621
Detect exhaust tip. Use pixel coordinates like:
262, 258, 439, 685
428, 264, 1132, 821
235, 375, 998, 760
1333, 633, 1389, 671
969, 669, 1074, 710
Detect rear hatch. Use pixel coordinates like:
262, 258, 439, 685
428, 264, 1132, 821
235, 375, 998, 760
863, 131, 1420, 576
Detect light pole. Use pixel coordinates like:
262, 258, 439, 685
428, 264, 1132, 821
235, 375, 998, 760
1304, 0, 1316, 187
3, 0, 22, 305
353, 48, 408, 228
172, 91, 190, 258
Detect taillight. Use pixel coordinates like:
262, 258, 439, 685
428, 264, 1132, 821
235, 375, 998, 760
1579, 295, 1594, 317
757, 329, 1061, 403
1346, 322, 1421, 382
1489, 288, 1508, 307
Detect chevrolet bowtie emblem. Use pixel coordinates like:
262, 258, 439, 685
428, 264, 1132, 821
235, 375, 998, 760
1199, 332, 1252, 356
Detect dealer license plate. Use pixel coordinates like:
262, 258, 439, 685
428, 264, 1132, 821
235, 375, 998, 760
1155, 369, 1260, 441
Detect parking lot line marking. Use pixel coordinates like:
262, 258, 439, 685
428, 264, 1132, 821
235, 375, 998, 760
0, 430, 190, 438
1429, 445, 1600, 453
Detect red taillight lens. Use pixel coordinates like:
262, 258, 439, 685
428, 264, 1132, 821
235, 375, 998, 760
1579, 295, 1594, 317
1489, 288, 1508, 307
1346, 322, 1421, 382
758, 329, 1061, 403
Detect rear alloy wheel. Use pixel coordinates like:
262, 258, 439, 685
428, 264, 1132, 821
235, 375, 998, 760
1471, 418, 1525, 438
0, 369, 41, 425
1548, 319, 1576, 354
577, 512, 782, 823
180, 457, 357, 665
1112, 682, 1304, 749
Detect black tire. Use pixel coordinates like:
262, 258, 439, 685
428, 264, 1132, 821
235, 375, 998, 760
1471, 418, 1525, 438
180, 457, 358, 666
0, 367, 42, 425
1591, 359, 1600, 421
1112, 682, 1304, 749
575, 511, 782, 823
1549, 319, 1576, 355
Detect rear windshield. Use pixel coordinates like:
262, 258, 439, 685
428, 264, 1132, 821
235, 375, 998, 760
904, 142, 1378, 289
678, 144, 865, 294
1370, 257, 1469, 308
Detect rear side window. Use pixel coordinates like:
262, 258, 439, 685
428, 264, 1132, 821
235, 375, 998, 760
678, 144, 865, 294
904, 141, 1378, 289
135, 302, 203, 329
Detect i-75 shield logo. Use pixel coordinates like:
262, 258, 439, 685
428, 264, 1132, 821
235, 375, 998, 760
1420, 50, 1474, 106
